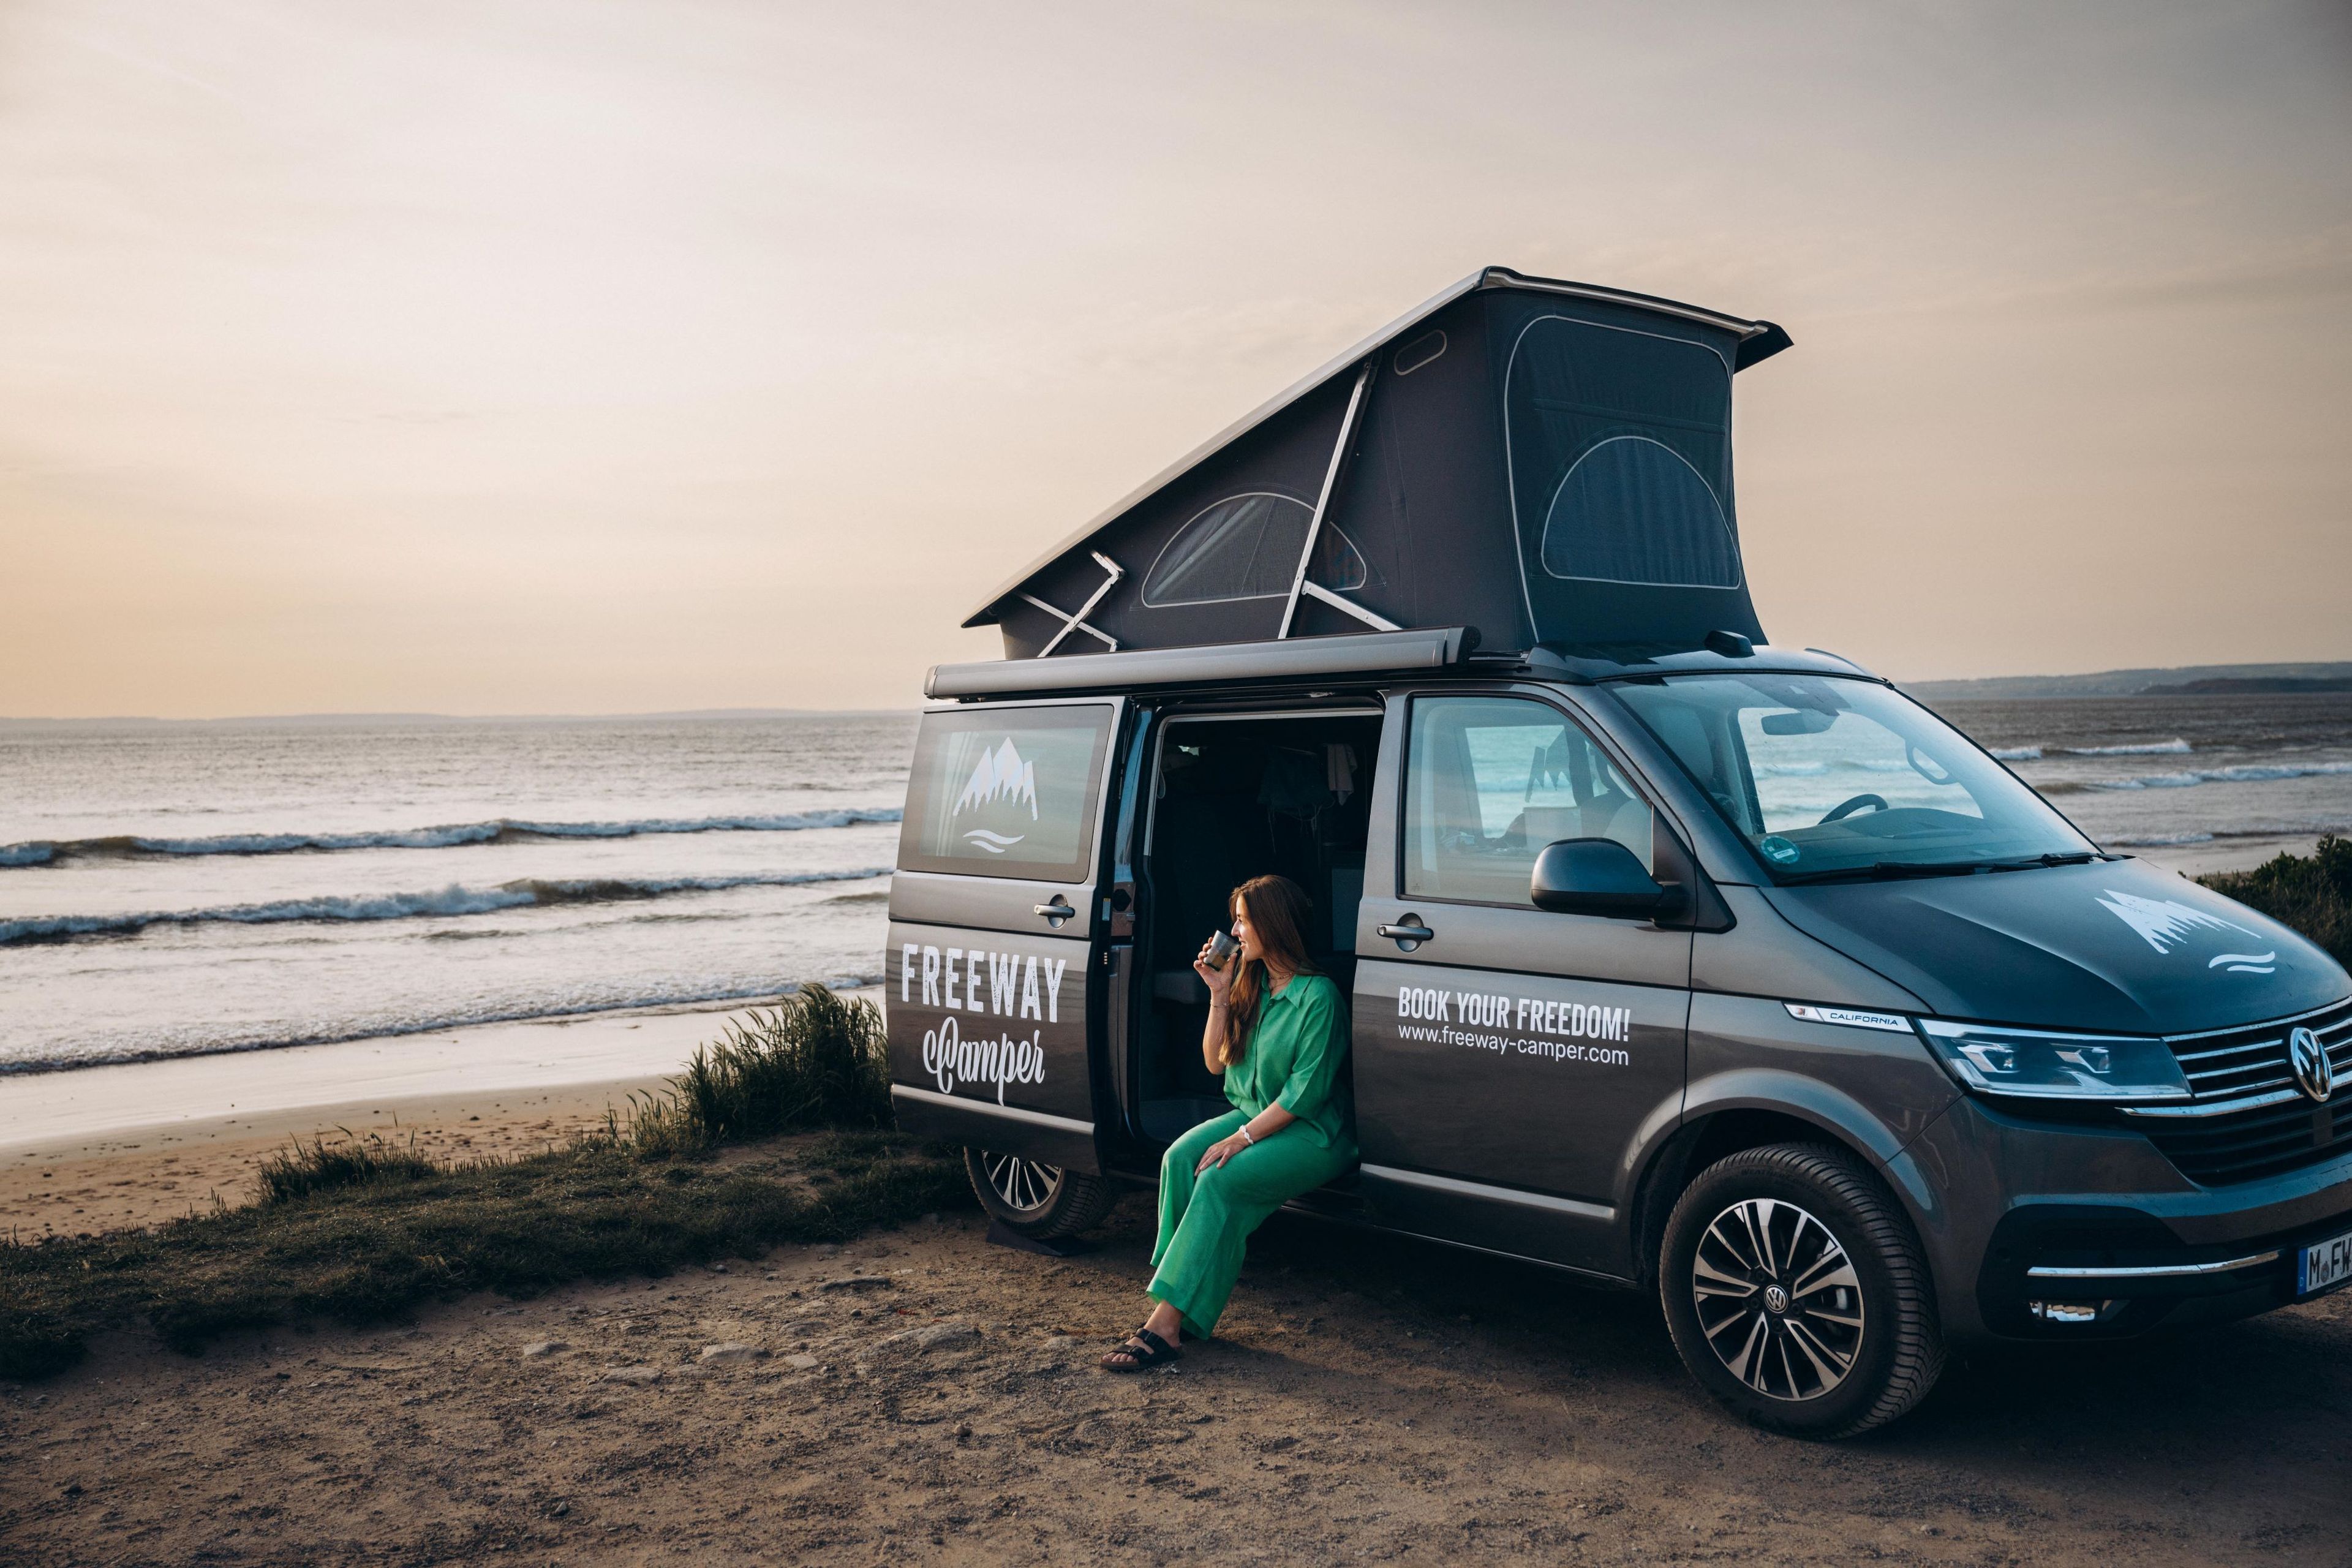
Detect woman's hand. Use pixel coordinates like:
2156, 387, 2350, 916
1193, 1133, 1253, 1174
1191, 938, 1235, 1006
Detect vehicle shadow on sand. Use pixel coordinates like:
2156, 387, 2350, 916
1154, 1199, 2352, 1536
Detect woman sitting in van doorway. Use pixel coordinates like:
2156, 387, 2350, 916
1102, 873, 1355, 1371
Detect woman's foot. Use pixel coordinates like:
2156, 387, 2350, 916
1099, 1326, 1180, 1372
1100, 1302, 1189, 1371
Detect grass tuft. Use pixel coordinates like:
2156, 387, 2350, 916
257, 1130, 440, 1204
2201, 834, 2352, 967
619, 984, 891, 1156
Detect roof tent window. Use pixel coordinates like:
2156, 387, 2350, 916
1140, 492, 1371, 608
1539, 436, 1737, 587
1506, 316, 1741, 589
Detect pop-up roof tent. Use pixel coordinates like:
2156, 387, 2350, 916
965, 266, 1790, 664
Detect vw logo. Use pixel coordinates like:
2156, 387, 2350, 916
2288, 1027, 2335, 1104
1762, 1284, 1791, 1315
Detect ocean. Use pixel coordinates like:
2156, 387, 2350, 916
0, 714, 915, 1074
3, 693, 2349, 1076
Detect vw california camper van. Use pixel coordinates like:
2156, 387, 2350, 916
883, 268, 2352, 1437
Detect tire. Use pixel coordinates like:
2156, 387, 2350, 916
963, 1148, 1118, 1241
1659, 1142, 1945, 1439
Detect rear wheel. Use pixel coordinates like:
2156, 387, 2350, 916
963, 1148, 1117, 1240
1659, 1142, 1944, 1439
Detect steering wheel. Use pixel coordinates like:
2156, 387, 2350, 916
1819, 793, 1889, 824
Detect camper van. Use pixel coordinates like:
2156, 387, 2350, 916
883, 266, 2352, 1437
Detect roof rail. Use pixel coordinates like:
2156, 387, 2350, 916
926, 626, 1478, 701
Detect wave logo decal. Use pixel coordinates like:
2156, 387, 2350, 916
950, 738, 1038, 853
2097, 889, 2275, 973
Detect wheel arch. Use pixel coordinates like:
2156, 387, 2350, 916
1629, 1068, 1937, 1286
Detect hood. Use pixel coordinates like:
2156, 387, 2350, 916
1765, 857, 2348, 1036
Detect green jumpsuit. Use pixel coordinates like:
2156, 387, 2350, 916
1148, 971, 1355, 1337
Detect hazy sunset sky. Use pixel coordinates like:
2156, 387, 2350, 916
3, 1, 2347, 717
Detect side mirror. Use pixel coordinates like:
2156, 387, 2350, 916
1530, 838, 1683, 921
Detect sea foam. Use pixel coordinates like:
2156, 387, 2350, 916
0, 971, 891, 1075
2082, 761, 2352, 792
0, 807, 902, 868
0, 867, 891, 946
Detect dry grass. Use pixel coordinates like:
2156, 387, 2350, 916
0, 987, 955, 1383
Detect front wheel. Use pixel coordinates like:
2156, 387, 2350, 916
963, 1148, 1117, 1240
1659, 1143, 1945, 1439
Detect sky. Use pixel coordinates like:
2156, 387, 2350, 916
2, 0, 2347, 717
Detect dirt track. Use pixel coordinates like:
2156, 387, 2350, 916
4, 1189, 2348, 1566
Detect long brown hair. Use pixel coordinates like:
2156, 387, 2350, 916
1217, 873, 1318, 1067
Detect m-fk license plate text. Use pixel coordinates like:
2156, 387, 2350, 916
2299, 1226, 2352, 1297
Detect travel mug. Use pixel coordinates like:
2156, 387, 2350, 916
1203, 930, 1240, 971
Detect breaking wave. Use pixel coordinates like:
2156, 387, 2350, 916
2064, 739, 2193, 756
2069, 761, 2352, 793
0, 973, 891, 1076
0, 867, 891, 946
2106, 823, 2352, 848
0, 807, 902, 869
1987, 740, 2193, 763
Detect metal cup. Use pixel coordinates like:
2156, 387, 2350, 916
1204, 930, 1240, 972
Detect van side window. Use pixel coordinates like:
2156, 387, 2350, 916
1404, 696, 1653, 907
897, 704, 1114, 881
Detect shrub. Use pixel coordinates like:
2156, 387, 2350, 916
622, 984, 891, 1155
2201, 834, 2352, 967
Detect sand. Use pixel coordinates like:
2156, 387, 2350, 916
0, 1002, 792, 1237
2, 1181, 2347, 1566
2133, 832, 2333, 881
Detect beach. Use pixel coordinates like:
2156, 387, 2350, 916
0, 1004, 756, 1237
5, 1176, 2346, 1565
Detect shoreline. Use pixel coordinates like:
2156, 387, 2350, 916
0, 833, 2312, 1144
2130, 830, 2336, 880
0, 993, 880, 1236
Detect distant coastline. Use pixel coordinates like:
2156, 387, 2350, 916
0, 707, 914, 729
1902, 661, 2352, 702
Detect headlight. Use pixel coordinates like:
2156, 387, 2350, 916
1915, 1019, 2190, 1102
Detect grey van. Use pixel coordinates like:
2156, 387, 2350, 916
882, 268, 2352, 1437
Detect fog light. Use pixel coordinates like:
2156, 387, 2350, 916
2027, 1299, 2111, 1324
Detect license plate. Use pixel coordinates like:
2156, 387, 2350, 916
2299, 1226, 2352, 1298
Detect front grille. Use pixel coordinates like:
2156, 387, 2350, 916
2134, 1000, 2352, 1185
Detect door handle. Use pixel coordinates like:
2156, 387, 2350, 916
1376, 919, 1435, 950
1033, 897, 1075, 927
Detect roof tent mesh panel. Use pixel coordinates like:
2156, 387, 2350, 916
1506, 316, 1738, 589
1539, 436, 1739, 587
1140, 492, 1373, 607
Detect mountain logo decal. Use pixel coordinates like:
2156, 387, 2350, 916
951, 738, 1039, 853
2096, 889, 2274, 973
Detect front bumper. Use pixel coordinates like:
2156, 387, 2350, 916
1905, 1095, 2352, 1343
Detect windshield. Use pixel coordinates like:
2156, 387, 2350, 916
1610, 674, 2095, 880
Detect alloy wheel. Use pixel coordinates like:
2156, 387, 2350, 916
979, 1152, 1059, 1214
1691, 1196, 1866, 1401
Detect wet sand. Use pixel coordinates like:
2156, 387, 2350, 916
0, 1002, 813, 1237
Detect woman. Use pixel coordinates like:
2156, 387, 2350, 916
1102, 873, 1354, 1371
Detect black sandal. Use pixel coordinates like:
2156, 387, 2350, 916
1099, 1327, 1182, 1373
